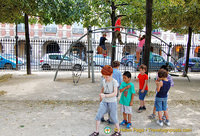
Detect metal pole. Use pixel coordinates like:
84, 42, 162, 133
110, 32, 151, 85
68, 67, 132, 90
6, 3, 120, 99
125, 28, 127, 71
87, 27, 90, 78
15, 23, 18, 70
167, 42, 172, 67
88, 26, 95, 83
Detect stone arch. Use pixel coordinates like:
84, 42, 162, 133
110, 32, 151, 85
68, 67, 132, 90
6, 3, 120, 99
151, 43, 162, 56
14, 40, 32, 58
171, 45, 184, 62
194, 46, 200, 57
70, 42, 86, 61
42, 41, 60, 57
122, 43, 137, 56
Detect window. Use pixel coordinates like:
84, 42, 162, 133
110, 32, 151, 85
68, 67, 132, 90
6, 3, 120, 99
72, 22, 84, 34
191, 58, 197, 63
49, 55, 61, 60
44, 24, 57, 33
17, 23, 25, 32
176, 33, 184, 37
153, 56, 164, 62
64, 56, 72, 61
152, 29, 161, 34
127, 28, 136, 34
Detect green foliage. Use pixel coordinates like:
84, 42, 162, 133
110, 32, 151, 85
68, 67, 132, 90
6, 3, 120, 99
154, 0, 200, 34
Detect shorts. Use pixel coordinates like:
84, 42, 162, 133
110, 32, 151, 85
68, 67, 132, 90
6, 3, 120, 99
121, 104, 132, 114
95, 101, 118, 124
139, 89, 148, 100
136, 46, 143, 52
155, 97, 168, 111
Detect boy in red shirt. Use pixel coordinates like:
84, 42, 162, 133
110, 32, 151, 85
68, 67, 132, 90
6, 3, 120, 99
136, 64, 148, 113
114, 16, 123, 45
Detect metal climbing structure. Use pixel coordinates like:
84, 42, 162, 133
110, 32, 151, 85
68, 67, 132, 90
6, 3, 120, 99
53, 26, 190, 84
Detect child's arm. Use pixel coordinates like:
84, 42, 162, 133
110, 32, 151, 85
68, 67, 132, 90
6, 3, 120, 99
100, 87, 104, 102
100, 87, 104, 93
156, 81, 163, 92
129, 94, 135, 106
141, 80, 148, 93
119, 85, 131, 93
100, 87, 118, 98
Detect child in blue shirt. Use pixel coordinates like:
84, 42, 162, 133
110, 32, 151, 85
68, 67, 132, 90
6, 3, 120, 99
119, 71, 136, 129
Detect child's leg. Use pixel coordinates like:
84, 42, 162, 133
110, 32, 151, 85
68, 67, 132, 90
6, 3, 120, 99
128, 114, 131, 123
95, 120, 100, 132
115, 123, 120, 132
153, 106, 156, 115
158, 111, 162, 120
123, 112, 127, 121
140, 100, 143, 107
163, 110, 169, 120
136, 51, 140, 62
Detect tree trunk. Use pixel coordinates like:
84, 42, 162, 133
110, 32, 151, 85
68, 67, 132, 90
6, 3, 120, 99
142, 0, 153, 74
25, 13, 31, 75
183, 27, 192, 76
111, 2, 116, 64
15, 23, 18, 70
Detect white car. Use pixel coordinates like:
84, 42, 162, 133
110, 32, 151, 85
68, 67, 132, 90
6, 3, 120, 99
39, 53, 87, 70
93, 54, 111, 66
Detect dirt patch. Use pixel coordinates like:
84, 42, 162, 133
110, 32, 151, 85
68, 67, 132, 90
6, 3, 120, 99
0, 91, 7, 96
0, 74, 12, 82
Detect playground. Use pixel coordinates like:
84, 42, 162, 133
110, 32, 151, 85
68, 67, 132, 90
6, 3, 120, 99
0, 71, 199, 136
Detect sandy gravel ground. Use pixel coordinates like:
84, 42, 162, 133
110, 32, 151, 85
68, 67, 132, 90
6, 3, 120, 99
0, 71, 200, 136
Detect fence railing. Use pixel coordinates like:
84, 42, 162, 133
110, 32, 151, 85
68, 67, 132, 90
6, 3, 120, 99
0, 38, 199, 72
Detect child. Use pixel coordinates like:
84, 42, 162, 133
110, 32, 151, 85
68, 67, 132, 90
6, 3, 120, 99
98, 33, 107, 54
112, 61, 123, 97
148, 65, 174, 120
155, 69, 171, 126
136, 64, 148, 113
119, 71, 135, 129
135, 35, 145, 63
89, 65, 121, 136
101, 61, 122, 124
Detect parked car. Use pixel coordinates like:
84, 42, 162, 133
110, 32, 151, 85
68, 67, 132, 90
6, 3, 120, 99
0, 55, 22, 69
92, 54, 111, 66
1, 54, 26, 65
175, 57, 200, 72
121, 55, 136, 66
133, 53, 175, 71
39, 53, 87, 70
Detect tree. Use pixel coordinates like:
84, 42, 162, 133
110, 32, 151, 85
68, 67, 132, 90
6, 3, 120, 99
143, 0, 153, 74
80, 0, 148, 63
155, 0, 200, 76
0, 0, 80, 74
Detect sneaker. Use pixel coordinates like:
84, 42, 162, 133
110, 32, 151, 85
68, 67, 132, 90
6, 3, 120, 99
134, 60, 139, 63
89, 132, 99, 136
142, 106, 146, 110
126, 123, 132, 129
137, 107, 143, 113
156, 120, 163, 127
107, 119, 114, 124
148, 114, 156, 119
101, 117, 106, 122
120, 120, 127, 126
164, 120, 170, 126
111, 131, 121, 136
162, 115, 166, 121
